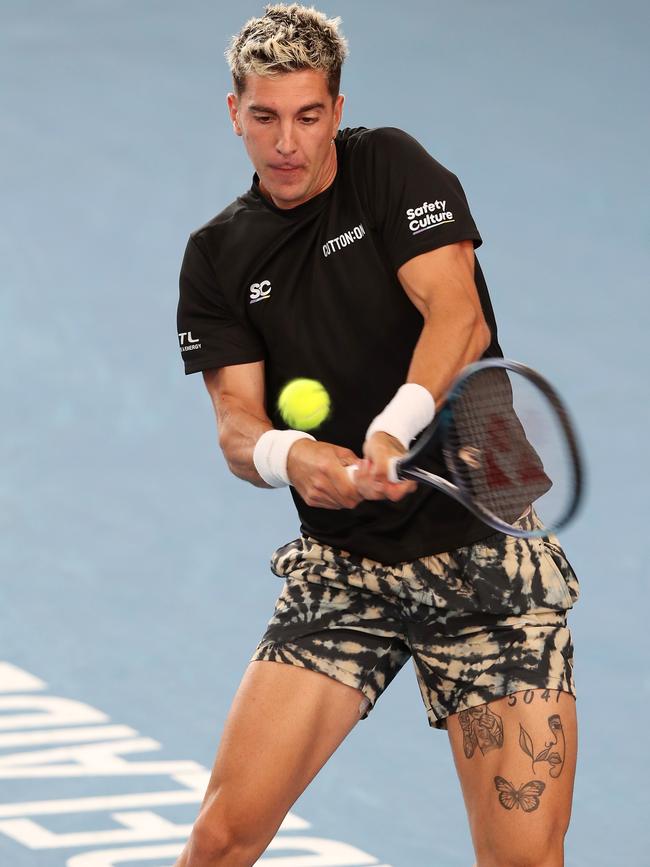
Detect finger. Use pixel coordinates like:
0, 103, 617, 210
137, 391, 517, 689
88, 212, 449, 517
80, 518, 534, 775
357, 460, 389, 499
311, 495, 342, 509
346, 461, 378, 483
383, 480, 417, 501
357, 481, 388, 501
369, 459, 392, 485
329, 467, 363, 508
307, 477, 345, 509
364, 449, 402, 483
349, 458, 414, 502
345, 460, 369, 487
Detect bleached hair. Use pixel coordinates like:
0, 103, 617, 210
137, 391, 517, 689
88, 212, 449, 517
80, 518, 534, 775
226, 3, 348, 99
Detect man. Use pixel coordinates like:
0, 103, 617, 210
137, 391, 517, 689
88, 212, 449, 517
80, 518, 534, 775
175, 5, 580, 866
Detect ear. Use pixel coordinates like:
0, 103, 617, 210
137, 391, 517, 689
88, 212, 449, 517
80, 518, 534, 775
332, 93, 344, 137
227, 93, 242, 137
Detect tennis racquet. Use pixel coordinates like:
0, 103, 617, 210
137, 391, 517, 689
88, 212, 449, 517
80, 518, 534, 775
347, 358, 584, 538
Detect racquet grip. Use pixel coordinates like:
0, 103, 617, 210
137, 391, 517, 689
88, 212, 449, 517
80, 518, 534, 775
345, 459, 401, 483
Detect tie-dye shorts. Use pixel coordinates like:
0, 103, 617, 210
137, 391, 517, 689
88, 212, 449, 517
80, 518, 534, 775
250, 509, 580, 729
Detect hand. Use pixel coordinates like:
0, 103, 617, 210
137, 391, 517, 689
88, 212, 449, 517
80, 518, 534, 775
286, 439, 364, 510
352, 432, 417, 502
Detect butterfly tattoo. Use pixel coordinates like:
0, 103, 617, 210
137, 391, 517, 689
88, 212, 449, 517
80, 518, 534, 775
493, 776, 546, 812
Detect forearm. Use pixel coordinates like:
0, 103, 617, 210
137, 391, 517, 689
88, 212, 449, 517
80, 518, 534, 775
217, 400, 273, 487
406, 308, 491, 408
218, 400, 362, 508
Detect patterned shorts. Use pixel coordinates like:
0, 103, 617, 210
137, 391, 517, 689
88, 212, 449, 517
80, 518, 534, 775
250, 509, 580, 729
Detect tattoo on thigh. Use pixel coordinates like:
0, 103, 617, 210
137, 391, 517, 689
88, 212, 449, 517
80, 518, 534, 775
494, 776, 546, 812
507, 688, 561, 707
459, 705, 504, 759
518, 714, 565, 779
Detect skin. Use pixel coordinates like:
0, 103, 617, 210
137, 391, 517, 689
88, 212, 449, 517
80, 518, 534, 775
176, 68, 575, 867
173, 661, 368, 867
227, 68, 343, 210
448, 690, 577, 867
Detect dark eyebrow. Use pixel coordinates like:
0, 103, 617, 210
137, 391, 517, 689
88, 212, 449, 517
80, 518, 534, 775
248, 102, 326, 115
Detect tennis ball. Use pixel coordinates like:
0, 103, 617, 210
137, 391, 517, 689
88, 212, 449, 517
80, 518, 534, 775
277, 378, 331, 431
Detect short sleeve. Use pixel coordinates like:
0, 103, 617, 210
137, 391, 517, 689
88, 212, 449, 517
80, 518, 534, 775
365, 127, 482, 271
176, 234, 265, 375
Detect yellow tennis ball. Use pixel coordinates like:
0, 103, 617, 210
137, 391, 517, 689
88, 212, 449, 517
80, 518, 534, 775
277, 378, 331, 431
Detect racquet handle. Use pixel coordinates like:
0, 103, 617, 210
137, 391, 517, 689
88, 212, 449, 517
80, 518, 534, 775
345, 459, 400, 483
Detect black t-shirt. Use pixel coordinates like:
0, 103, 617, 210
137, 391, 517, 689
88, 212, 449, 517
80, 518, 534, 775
177, 126, 504, 564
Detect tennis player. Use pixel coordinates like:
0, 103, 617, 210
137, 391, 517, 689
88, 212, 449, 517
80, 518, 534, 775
175, 5, 580, 866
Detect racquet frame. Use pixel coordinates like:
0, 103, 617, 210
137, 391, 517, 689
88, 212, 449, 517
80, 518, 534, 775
388, 358, 584, 538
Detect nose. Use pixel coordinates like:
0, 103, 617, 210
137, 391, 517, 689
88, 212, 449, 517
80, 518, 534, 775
276, 121, 297, 156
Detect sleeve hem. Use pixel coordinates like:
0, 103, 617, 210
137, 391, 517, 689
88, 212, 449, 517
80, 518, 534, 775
183, 353, 265, 375
391, 231, 482, 272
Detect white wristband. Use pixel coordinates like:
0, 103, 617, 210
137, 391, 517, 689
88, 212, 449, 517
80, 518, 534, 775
253, 429, 315, 488
365, 383, 435, 450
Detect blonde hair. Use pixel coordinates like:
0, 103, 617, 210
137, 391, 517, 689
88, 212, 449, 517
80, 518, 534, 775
226, 4, 348, 99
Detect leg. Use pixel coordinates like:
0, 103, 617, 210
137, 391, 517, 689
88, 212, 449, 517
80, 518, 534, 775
448, 688, 577, 867
174, 658, 367, 867
400, 511, 580, 865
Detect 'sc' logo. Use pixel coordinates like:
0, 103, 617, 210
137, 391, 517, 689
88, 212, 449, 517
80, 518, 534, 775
249, 280, 272, 303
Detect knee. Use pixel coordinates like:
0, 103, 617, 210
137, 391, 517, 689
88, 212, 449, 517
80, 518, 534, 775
476, 828, 565, 867
187, 793, 274, 866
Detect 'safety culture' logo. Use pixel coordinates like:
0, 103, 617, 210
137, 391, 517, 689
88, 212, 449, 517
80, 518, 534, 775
406, 199, 454, 235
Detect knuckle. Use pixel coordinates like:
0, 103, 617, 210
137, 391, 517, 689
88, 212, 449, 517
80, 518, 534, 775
316, 456, 332, 474
304, 488, 322, 507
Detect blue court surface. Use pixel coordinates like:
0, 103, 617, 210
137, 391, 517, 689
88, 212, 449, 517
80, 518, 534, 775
2, 1, 648, 865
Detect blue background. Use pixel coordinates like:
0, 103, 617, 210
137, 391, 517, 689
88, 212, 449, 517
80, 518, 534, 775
1, 1, 648, 864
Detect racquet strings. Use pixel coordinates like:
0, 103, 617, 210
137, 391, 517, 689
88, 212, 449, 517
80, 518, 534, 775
445, 366, 576, 529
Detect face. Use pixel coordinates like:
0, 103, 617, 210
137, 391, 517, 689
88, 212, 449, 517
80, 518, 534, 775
227, 68, 344, 209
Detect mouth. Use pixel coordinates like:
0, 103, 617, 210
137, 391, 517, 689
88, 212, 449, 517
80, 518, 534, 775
269, 164, 304, 174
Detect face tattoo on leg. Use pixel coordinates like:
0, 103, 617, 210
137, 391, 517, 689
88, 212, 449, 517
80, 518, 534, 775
518, 713, 566, 779
458, 705, 504, 759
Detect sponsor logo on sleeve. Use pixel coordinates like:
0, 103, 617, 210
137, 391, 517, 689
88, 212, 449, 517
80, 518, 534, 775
322, 222, 366, 257
249, 280, 272, 303
406, 200, 454, 235
178, 331, 201, 352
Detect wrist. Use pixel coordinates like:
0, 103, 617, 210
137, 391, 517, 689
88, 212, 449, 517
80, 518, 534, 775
253, 429, 316, 488
365, 383, 435, 450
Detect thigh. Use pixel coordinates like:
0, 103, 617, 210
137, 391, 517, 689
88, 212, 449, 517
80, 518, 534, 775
447, 688, 577, 866
255, 536, 414, 716
194, 658, 366, 851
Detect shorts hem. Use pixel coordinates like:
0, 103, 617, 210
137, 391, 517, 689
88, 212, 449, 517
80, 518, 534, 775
425, 677, 577, 730
250, 640, 376, 718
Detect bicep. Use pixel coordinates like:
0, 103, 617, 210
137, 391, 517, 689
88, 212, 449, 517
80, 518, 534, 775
396, 240, 483, 320
203, 360, 268, 428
